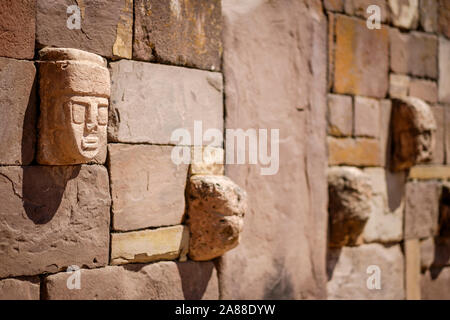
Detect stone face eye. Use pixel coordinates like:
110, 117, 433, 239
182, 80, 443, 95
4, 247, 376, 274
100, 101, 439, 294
97, 106, 108, 125
71, 103, 85, 124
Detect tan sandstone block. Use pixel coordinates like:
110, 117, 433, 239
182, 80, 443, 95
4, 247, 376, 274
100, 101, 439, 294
328, 137, 382, 166
0, 278, 40, 300
388, 0, 419, 29
409, 165, 450, 179
109, 144, 188, 231
389, 73, 410, 99
37, 48, 110, 165
354, 96, 380, 138
0, 165, 110, 278
405, 239, 421, 300
190, 147, 224, 176
409, 79, 438, 104
327, 94, 352, 137
44, 261, 219, 300
333, 15, 389, 98
0, 57, 37, 165
111, 226, 189, 265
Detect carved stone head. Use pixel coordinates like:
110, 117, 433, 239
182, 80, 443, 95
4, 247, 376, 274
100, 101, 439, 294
37, 48, 110, 165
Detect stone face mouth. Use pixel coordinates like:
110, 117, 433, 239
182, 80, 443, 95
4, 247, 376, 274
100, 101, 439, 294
82, 135, 99, 150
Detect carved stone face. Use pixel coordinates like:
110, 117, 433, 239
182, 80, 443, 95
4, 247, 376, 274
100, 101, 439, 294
63, 95, 109, 159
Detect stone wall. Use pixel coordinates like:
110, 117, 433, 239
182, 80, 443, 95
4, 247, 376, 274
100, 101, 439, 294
0, 0, 449, 300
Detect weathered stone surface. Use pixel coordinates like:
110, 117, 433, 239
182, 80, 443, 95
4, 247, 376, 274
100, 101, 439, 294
438, 0, 450, 38
333, 15, 389, 98
439, 183, 450, 237
420, 0, 438, 33
222, 0, 328, 299
37, 48, 110, 165
354, 96, 380, 138
405, 238, 421, 300
390, 30, 438, 79
327, 94, 352, 137
409, 79, 438, 104
390, 97, 436, 171
44, 261, 219, 300
0, 165, 110, 278
420, 237, 434, 270
134, 0, 222, 71
0, 278, 39, 300
0, 0, 35, 59
439, 37, 450, 103
108, 144, 188, 231
379, 99, 392, 167
421, 267, 450, 300
111, 226, 189, 265
324, 0, 344, 12
362, 168, 404, 243
344, 0, 389, 22
0, 58, 36, 165
405, 181, 440, 240
409, 165, 450, 180
388, 0, 419, 29
327, 244, 405, 299
187, 175, 246, 261
190, 147, 224, 176
108, 60, 223, 145
430, 106, 445, 164
36, 0, 133, 59
328, 167, 372, 247
328, 137, 382, 166
419, 237, 450, 270
389, 73, 410, 99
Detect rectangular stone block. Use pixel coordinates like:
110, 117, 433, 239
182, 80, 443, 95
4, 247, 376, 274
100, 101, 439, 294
0, 0, 35, 59
390, 29, 438, 79
344, 0, 389, 22
328, 137, 382, 166
409, 79, 438, 104
430, 105, 445, 164
404, 181, 440, 240
134, 0, 222, 71
439, 37, 450, 104
0, 165, 110, 278
389, 73, 410, 99
36, 0, 133, 59
44, 261, 219, 299
190, 146, 224, 176
420, 0, 438, 33
421, 267, 450, 300
0, 58, 37, 165
333, 15, 389, 98
327, 94, 352, 137
324, 0, 344, 12
388, 0, 419, 29
409, 165, 450, 180
405, 238, 421, 300
108, 144, 188, 231
354, 96, 380, 138
108, 60, 223, 145
111, 225, 189, 265
0, 278, 40, 300
327, 244, 405, 299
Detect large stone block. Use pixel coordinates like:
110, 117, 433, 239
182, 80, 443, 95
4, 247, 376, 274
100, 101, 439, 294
421, 267, 450, 300
0, 278, 39, 300
108, 60, 223, 145
327, 244, 405, 299
44, 261, 219, 299
222, 0, 328, 299
0, 165, 110, 278
187, 175, 246, 261
404, 181, 440, 240
354, 96, 380, 138
333, 15, 389, 98
409, 165, 450, 180
327, 94, 352, 137
328, 137, 382, 166
0, 58, 37, 165
390, 97, 436, 171
111, 226, 189, 265
420, 0, 438, 33
134, 0, 222, 71
439, 37, 450, 104
37, 48, 110, 165
36, 0, 133, 59
108, 144, 188, 231
388, 0, 419, 29
390, 30, 438, 79
409, 79, 438, 104
0, 0, 35, 59
389, 73, 410, 99
328, 167, 372, 247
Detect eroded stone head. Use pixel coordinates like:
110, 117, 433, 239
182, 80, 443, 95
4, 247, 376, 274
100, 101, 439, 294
37, 48, 110, 165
